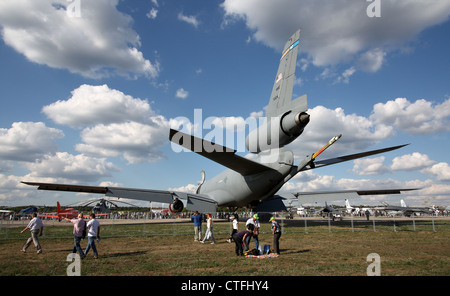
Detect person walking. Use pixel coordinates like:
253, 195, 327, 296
191, 211, 203, 241
84, 213, 100, 259
270, 216, 281, 254
227, 215, 239, 243
63, 213, 86, 259
201, 213, 216, 244
20, 213, 44, 254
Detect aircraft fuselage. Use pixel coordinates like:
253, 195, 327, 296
199, 149, 295, 208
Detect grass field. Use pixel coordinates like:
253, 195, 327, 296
1, 218, 449, 276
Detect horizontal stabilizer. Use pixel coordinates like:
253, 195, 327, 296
169, 129, 276, 176
301, 144, 409, 171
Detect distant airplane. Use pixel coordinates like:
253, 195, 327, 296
319, 202, 345, 221
375, 199, 433, 217
18, 206, 39, 217
39, 202, 79, 220
22, 29, 416, 214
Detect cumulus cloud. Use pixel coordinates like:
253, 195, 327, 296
76, 119, 169, 164
357, 48, 386, 72
41, 84, 171, 164
221, 0, 450, 72
42, 84, 153, 128
353, 156, 389, 175
421, 163, 450, 181
288, 105, 395, 158
175, 88, 189, 99
370, 98, 450, 135
0, 0, 159, 78
0, 122, 64, 162
24, 152, 119, 182
391, 152, 436, 171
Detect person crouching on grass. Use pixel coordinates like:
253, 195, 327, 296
232, 228, 253, 256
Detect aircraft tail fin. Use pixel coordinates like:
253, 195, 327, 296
345, 199, 352, 209
57, 201, 61, 213
401, 199, 407, 207
266, 29, 305, 118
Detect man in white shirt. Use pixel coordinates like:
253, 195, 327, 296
84, 213, 100, 259
20, 213, 44, 254
245, 214, 260, 251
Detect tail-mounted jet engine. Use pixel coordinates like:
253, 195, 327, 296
245, 111, 310, 153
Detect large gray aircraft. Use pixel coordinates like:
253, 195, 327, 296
23, 29, 415, 213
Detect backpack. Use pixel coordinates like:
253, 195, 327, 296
244, 249, 259, 256
81, 219, 87, 239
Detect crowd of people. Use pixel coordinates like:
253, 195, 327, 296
191, 211, 282, 256
19, 212, 101, 259
19, 210, 280, 259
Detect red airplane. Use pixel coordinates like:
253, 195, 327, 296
38, 202, 79, 220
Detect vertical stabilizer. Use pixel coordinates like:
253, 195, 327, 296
266, 29, 304, 118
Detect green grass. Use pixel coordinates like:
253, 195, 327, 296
1, 219, 449, 276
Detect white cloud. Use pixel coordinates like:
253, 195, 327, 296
146, 8, 158, 19
357, 48, 386, 72
43, 84, 172, 164
175, 88, 189, 99
288, 105, 395, 158
178, 12, 200, 28
0, 0, 159, 78
353, 156, 389, 175
0, 122, 64, 162
76, 118, 169, 164
24, 152, 119, 182
42, 84, 153, 128
421, 162, 450, 181
221, 0, 450, 71
370, 98, 450, 135
334, 66, 356, 84
391, 152, 436, 171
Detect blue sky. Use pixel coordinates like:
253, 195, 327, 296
0, 0, 449, 208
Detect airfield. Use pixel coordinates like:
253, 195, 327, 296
1, 214, 449, 276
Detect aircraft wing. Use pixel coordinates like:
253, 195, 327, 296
280, 188, 417, 204
169, 129, 278, 176
21, 182, 218, 213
